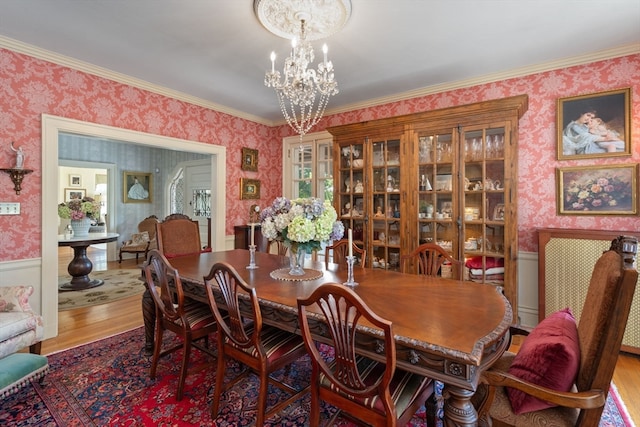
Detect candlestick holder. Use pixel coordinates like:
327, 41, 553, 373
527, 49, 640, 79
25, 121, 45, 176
343, 255, 358, 287
247, 245, 258, 269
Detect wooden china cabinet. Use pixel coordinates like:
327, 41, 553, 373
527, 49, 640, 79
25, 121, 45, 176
328, 95, 528, 321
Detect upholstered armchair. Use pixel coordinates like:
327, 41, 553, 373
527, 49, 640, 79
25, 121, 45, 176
119, 215, 160, 263
0, 285, 48, 399
473, 235, 638, 427
0, 286, 44, 358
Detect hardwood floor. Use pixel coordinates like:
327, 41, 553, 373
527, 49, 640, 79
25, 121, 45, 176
46, 247, 639, 424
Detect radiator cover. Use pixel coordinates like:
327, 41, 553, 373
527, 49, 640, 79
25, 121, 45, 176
538, 229, 639, 355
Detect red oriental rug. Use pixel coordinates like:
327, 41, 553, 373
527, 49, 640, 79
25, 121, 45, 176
0, 327, 635, 426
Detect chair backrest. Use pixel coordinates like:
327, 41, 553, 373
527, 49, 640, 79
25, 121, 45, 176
400, 243, 462, 279
267, 239, 288, 256
324, 239, 366, 269
142, 249, 185, 322
138, 215, 160, 241
574, 235, 638, 423
297, 283, 396, 407
156, 214, 203, 258
204, 262, 263, 352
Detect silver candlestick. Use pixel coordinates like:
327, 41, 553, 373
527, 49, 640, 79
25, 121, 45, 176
247, 245, 258, 269
343, 255, 358, 287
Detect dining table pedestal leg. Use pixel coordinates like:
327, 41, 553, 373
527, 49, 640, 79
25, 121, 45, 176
59, 245, 104, 291
444, 386, 478, 427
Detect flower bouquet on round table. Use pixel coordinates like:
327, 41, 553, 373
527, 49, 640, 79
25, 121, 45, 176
58, 197, 101, 237
261, 197, 344, 278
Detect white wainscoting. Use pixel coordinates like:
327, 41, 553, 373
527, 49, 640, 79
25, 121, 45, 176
516, 251, 539, 328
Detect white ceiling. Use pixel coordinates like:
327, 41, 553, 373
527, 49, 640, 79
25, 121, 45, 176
1, 0, 639, 125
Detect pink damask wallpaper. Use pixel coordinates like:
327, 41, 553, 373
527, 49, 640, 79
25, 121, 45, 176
1, 47, 638, 261
289, 54, 640, 252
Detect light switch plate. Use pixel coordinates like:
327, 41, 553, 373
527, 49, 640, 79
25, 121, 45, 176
0, 202, 21, 215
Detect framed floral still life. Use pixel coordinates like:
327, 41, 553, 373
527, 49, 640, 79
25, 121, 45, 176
241, 147, 258, 172
557, 88, 631, 160
240, 178, 260, 200
556, 164, 637, 215
123, 171, 152, 203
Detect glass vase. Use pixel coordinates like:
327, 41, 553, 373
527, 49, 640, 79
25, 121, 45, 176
288, 247, 306, 276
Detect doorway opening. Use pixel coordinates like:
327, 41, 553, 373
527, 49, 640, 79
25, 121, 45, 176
42, 114, 227, 340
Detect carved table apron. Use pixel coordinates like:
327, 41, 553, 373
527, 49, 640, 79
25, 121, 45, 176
141, 249, 512, 426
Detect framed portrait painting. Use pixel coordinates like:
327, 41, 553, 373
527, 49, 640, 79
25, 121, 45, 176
123, 171, 152, 203
556, 164, 637, 215
64, 188, 86, 202
241, 147, 258, 172
240, 178, 260, 200
557, 88, 631, 160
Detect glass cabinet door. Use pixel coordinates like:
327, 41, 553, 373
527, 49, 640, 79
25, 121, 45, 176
416, 131, 456, 265
337, 142, 366, 266
371, 137, 402, 270
461, 125, 508, 284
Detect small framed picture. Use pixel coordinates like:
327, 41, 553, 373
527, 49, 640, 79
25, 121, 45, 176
556, 164, 637, 215
557, 88, 631, 160
241, 147, 258, 172
493, 203, 505, 221
123, 171, 152, 203
240, 178, 260, 200
69, 174, 82, 187
64, 188, 86, 202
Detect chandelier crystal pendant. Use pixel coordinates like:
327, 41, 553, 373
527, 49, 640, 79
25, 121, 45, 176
264, 17, 339, 139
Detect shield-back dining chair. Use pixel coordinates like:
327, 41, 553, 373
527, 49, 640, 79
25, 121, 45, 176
297, 283, 434, 427
324, 239, 366, 269
142, 249, 218, 401
400, 243, 462, 279
203, 262, 309, 425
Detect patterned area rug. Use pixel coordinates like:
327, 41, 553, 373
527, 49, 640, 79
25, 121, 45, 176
0, 327, 634, 426
58, 269, 145, 311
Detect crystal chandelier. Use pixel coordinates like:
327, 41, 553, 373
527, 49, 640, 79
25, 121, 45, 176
255, 0, 351, 138
264, 16, 338, 138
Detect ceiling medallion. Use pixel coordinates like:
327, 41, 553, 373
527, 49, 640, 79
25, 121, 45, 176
254, 0, 352, 41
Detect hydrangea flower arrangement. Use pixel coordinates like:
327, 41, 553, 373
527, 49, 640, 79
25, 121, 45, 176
260, 197, 344, 253
58, 197, 101, 220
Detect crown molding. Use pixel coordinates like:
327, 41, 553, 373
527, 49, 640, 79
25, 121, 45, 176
2, 35, 637, 129
320, 43, 640, 119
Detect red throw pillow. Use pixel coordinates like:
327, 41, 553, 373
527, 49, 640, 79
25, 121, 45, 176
506, 308, 580, 414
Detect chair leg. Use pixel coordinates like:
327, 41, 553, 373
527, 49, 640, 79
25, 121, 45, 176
211, 350, 226, 418
309, 383, 321, 427
119, 251, 123, 263
149, 321, 164, 379
176, 338, 192, 401
425, 391, 439, 427
256, 370, 269, 427
29, 341, 42, 354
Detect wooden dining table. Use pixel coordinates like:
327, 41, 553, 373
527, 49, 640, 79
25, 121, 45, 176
141, 249, 512, 426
